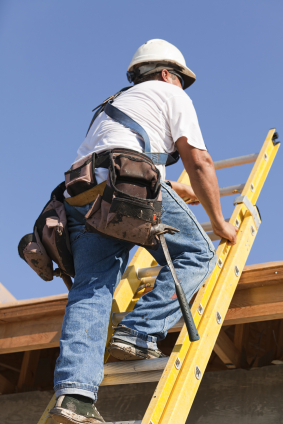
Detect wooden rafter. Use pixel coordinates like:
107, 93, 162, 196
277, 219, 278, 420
0, 262, 282, 355
17, 350, 41, 392
213, 329, 240, 369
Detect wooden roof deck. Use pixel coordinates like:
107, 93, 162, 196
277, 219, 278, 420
0, 261, 282, 395
0, 261, 282, 354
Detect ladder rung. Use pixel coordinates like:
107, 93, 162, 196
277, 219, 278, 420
219, 183, 245, 197
207, 232, 221, 241
214, 153, 258, 170
112, 312, 184, 331
104, 357, 168, 375
137, 266, 162, 279
101, 369, 162, 386
200, 218, 229, 232
136, 276, 156, 288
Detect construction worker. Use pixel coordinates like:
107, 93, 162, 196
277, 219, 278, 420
50, 39, 238, 424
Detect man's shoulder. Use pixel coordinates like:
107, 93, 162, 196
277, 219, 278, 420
122, 81, 191, 102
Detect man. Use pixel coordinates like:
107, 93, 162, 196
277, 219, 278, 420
51, 39, 237, 424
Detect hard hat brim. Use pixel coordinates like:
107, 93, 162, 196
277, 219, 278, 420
128, 59, 196, 89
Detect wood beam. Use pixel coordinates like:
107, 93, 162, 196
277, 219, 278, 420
0, 294, 67, 323
0, 314, 63, 354
237, 261, 283, 290
17, 350, 41, 391
0, 262, 282, 354
234, 324, 244, 351
213, 329, 239, 369
276, 320, 283, 359
230, 283, 283, 309
225, 301, 283, 326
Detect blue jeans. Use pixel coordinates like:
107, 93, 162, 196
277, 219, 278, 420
54, 181, 216, 401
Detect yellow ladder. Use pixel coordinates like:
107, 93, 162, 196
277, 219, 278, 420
38, 129, 280, 424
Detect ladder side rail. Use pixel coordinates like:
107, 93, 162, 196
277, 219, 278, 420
157, 212, 259, 424
141, 129, 279, 424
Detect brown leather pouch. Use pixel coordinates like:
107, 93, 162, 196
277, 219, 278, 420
18, 230, 53, 281
18, 182, 75, 281
85, 149, 162, 249
65, 153, 96, 197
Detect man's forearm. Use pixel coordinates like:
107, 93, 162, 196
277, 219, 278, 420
176, 138, 225, 229
187, 159, 225, 228
175, 137, 238, 245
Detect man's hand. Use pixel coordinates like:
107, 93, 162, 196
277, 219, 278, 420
212, 220, 238, 245
168, 181, 200, 205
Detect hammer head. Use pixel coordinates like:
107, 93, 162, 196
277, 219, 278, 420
150, 224, 180, 237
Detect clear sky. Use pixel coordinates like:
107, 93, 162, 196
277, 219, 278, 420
1, 0, 282, 300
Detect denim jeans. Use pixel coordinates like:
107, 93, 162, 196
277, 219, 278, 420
54, 181, 216, 401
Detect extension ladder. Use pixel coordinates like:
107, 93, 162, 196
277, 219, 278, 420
39, 129, 280, 424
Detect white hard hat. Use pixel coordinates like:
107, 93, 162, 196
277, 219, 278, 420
127, 39, 196, 89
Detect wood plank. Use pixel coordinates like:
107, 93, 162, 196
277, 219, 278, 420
233, 324, 246, 367
234, 324, 244, 351
17, 350, 41, 391
225, 301, 283, 325
0, 373, 15, 394
276, 320, 283, 359
0, 294, 67, 323
230, 283, 283, 308
213, 329, 239, 369
0, 262, 283, 354
237, 261, 283, 290
2, 298, 283, 354
0, 315, 63, 354
0, 262, 280, 321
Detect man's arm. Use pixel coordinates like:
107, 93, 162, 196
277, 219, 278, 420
175, 137, 238, 245
167, 181, 200, 204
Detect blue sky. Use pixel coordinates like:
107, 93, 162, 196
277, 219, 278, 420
1, 1, 282, 300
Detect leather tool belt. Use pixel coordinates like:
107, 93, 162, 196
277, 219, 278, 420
18, 182, 74, 282
84, 148, 162, 249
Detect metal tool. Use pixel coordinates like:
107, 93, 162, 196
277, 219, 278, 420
150, 224, 200, 342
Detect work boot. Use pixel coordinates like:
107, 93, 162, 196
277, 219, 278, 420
50, 394, 105, 423
108, 338, 166, 361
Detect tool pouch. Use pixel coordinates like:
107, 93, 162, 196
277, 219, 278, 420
65, 152, 96, 197
85, 149, 162, 249
18, 230, 54, 281
18, 182, 75, 281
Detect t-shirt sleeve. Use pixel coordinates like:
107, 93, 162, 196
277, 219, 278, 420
165, 94, 207, 150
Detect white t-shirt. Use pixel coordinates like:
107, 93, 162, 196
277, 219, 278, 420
74, 81, 206, 184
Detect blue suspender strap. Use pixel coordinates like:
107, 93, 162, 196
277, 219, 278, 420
104, 101, 170, 166
104, 101, 152, 153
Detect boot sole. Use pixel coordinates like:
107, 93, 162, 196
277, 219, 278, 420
109, 341, 160, 361
50, 407, 104, 424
